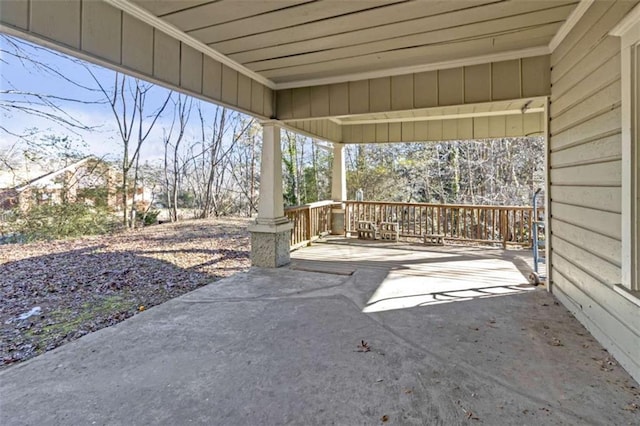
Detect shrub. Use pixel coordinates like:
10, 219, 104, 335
140, 209, 160, 227
6, 203, 118, 242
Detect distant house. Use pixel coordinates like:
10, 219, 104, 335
0, 157, 152, 212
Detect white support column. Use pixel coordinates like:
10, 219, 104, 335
330, 143, 347, 235
331, 143, 347, 202
248, 121, 293, 267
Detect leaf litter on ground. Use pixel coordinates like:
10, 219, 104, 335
0, 217, 251, 368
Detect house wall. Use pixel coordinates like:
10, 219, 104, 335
549, 0, 639, 381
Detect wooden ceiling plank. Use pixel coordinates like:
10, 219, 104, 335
247, 7, 571, 72
189, 1, 404, 44
233, 2, 575, 66
211, 0, 497, 54
160, 0, 313, 32
262, 24, 560, 83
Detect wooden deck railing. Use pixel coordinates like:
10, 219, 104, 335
344, 201, 541, 247
284, 200, 335, 249
284, 200, 541, 249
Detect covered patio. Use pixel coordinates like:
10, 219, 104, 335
1, 0, 638, 412
1, 239, 638, 424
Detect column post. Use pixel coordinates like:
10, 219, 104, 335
330, 143, 347, 235
248, 121, 293, 267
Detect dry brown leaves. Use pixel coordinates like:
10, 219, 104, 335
1, 217, 251, 368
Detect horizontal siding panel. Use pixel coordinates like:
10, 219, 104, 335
553, 254, 638, 335
552, 202, 621, 240
550, 81, 621, 135
550, 2, 634, 81
550, 0, 612, 63
551, 218, 621, 265
551, 186, 621, 213
550, 133, 621, 168
553, 236, 621, 287
551, 42, 620, 105
550, 160, 621, 187
553, 273, 640, 373
550, 107, 621, 151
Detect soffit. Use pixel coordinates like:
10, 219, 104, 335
131, 0, 579, 86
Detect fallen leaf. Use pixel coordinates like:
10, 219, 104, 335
357, 340, 371, 352
466, 410, 479, 420
381, 414, 389, 422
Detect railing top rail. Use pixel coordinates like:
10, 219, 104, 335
284, 200, 336, 212
343, 200, 537, 209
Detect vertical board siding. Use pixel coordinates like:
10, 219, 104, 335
276, 56, 551, 119
0, 0, 273, 119
549, 0, 639, 380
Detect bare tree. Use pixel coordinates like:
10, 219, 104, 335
85, 70, 171, 228
162, 94, 192, 222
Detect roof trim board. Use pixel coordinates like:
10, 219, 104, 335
548, 0, 595, 51
330, 107, 545, 126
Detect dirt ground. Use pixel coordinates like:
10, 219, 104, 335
0, 217, 251, 368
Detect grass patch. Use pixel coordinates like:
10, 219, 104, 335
28, 296, 132, 341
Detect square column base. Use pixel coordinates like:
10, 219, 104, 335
248, 220, 293, 268
331, 207, 346, 235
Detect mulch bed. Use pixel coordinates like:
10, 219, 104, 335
0, 217, 251, 369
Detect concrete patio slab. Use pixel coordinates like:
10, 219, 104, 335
1, 241, 638, 425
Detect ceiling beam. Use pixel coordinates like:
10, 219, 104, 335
333, 108, 545, 126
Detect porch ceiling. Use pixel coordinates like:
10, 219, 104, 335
130, 0, 580, 87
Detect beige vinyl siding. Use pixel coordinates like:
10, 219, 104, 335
284, 120, 342, 144
549, 0, 639, 380
0, 0, 274, 120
